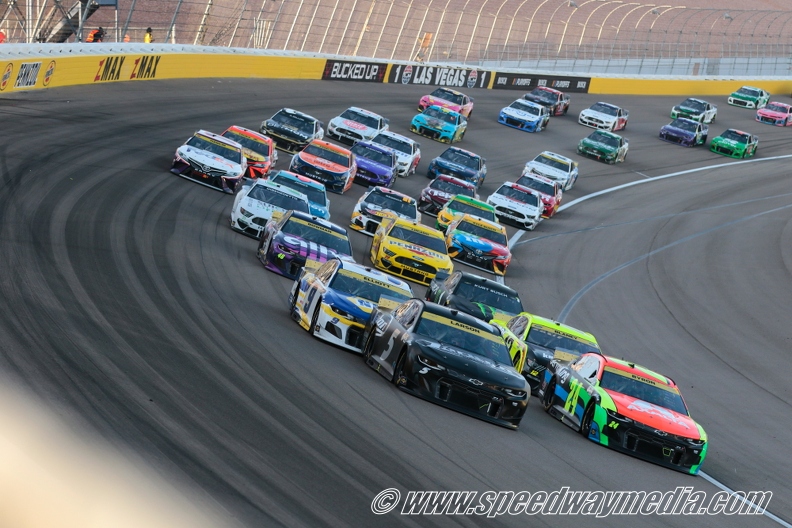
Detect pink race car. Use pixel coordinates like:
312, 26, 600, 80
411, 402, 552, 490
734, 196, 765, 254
418, 88, 474, 118
756, 102, 792, 126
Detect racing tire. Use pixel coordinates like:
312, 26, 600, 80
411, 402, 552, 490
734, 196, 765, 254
786, 118, 790, 127
701, 135, 708, 144
310, 301, 322, 337
288, 286, 298, 315
542, 379, 556, 413
258, 239, 270, 266
459, 130, 465, 141
362, 329, 376, 362
392, 349, 407, 386
563, 105, 568, 116
580, 403, 595, 438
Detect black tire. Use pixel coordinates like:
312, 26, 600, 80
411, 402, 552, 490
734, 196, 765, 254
542, 379, 556, 413
310, 301, 322, 336
362, 329, 376, 362
580, 403, 595, 437
563, 105, 568, 115
392, 349, 407, 386
288, 286, 298, 314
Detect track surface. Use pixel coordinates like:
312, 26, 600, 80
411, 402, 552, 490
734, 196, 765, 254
1, 79, 791, 527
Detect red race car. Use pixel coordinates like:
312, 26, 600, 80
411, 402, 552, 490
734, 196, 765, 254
222, 125, 278, 179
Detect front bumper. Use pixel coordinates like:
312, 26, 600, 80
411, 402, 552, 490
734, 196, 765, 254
229, 209, 268, 238
492, 204, 540, 230
354, 167, 392, 187
170, 159, 241, 194
727, 97, 757, 108
350, 212, 383, 236
658, 130, 696, 147
578, 115, 616, 130
312, 303, 367, 352
448, 244, 506, 276
710, 144, 745, 158
374, 253, 440, 285
498, 114, 541, 132
411, 122, 456, 143
577, 145, 618, 164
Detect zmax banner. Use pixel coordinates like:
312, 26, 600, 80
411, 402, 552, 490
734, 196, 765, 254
387, 64, 491, 90
492, 72, 591, 93
322, 60, 387, 82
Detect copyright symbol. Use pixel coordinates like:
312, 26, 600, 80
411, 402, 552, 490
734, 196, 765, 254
371, 488, 401, 515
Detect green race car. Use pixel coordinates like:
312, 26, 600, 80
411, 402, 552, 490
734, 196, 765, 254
576, 130, 628, 164
709, 128, 758, 158
727, 86, 769, 109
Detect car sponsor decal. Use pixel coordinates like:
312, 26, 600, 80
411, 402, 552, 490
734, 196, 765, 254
0, 63, 13, 91
337, 269, 410, 294
14, 62, 41, 89
493, 72, 590, 93
603, 366, 676, 392
342, 119, 367, 130
421, 312, 502, 343
322, 60, 387, 82
43, 61, 56, 87
389, 64, 490, 89
289, 216, 347, 239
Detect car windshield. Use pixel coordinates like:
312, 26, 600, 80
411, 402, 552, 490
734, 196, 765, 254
765, 103, 787, 113
430, 88, 464, 105
389, 225, 448, 254
516, 175, 555, 196
415, 313, 512, 364
372, 134, 413, 155
526, 326, 600, 356
423, 107, 457, 124
600, 368, 689, 416
271, 111, 315, 134
222, 130, 271, 157
281, 217, 352, 255
509, 100, 540, 115
430, 178, 475, 197
589, 103, 618, 116
270, 175, 328, 206
439, 149, 479, 169
589, 131, 620, 148
737, 87, 760, 97
669, 119, 697, 132
448, 200, 497, 222
454, 280, 523, 313
533, 154, 570, 172
495, 185, 539, 207
679, 98, 705, 112
339, 108, 380, 129
455, 220, 507, 246
720, 130, 749, 143
302, 143, 351, 167
329, 269, 411, 303
247, 185, 309, 213
526, 88, 556, 104
351, 143, 395, 167
186, 135, 242, 164
364, 191, 417, 219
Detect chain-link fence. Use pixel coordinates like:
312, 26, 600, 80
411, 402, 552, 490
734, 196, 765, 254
2, 0, 792, 76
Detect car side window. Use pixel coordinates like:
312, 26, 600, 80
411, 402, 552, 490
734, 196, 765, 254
573, 356, 600, 381
395, 301, 421, 329
447, 272, 461, 292
507, 315, 529, 337
315, 260, 337, 283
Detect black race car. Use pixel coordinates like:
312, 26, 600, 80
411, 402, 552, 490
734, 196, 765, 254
425, 271, 523, 322
362, 298, 529, 429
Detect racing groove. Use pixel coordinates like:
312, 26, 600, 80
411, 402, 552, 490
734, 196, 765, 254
0, 79, 790, 527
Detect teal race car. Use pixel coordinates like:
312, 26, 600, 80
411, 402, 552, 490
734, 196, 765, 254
709, 128, 758, 158
727, 86, 770, 109
410, 105, 467, 144
576, 130, 628, 164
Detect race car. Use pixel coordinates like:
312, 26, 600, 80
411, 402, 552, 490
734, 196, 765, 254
369, 216, 453, 285
362, 298, 528, 429
425, 270, 524, 322
445, 214, 511, 276
756, 102, 792, 126
522, 151, 578, 191
426, 146, 487, 188
288, 258, 412, 353
326, 106, 389, 144
540, 353, 708, 475
418, 175, 477, 216
516, 172, 562, 219
727, 86, 770, 109
221, 125, 278, 179
371, 131, 421, 177
257, 210, 354, 279
486, 182, 543, 231
260, 107, 324, 153
418, 87, 474, 118
523, 86, 570, 116
436, 195, 498, 232
491, 312, 600, 393
410, 105, 467, 144
350, 141, 397, 188
709, 129, 758, 158
578, 102, 629, 131
350, 186, 419, 236
289, 139, 356, 194
658, 118, 708, 147
670, 97, 717, 124
170, 129, 246, 194
229, 179, 310, 238
268, 170, 331, 220
498, 99, 550, 133
577, 130, 629, 164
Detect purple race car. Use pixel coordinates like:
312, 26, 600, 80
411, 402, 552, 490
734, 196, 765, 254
350, 141, 397, 188
658, 117, 708, 147
257, 210, 354, 279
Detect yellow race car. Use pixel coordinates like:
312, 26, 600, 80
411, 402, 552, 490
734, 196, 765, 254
369, 216, 453, 285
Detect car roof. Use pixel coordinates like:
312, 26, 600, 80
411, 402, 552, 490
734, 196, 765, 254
420, 299, 500, 333
602, 356, 677, 388
195, 130, 242, 149
374, 130, 418, 145
431, 87, 466, 97
336, 259, 413, 291
271, 170, 326, 190
289, 210, 348, 235
499, 181, 538, 194
589, 129, 621, 138
535, 151, 574, 164
455, 271, 519, 295
253, 179, 309, 200
389, 217, 444, 239
366, 186, 416, 203
224, 125, 272, 142
274, 107, 319, 121
434, 174, 476, 188
448, 195, 494, 209
307, 139, 352, 155
521, 313, 598, 345
456, 213, 505, 233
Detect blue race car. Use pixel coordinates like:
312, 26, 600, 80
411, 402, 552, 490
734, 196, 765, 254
498, 99, 551, 133
268, 170, 331, 219
658, 118, 708, 147
350, 141, 397, 188
410, 105, 467, 144
426, 146, 487, 188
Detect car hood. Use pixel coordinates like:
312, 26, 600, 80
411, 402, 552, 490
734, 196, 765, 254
329, 117, 377, 136
757, 108, 786, 118
660, 124, 695, 137
414, 339, 525, 388
177, 146, 243, 174
297, 152, 348, 174
712, 137, 742, 148
359, 201, 413, 221
384, 238, 449, 264
451, 231, 509, 257
265, 121, 312, 140
579, 138, 618, 153
606, 390, 702, 439
488, 193, 541, 214
324, 289, 376, 320
273, 231, 349, 261
580, 109, 617, 122
501, 106, 542, 121
414, 115, 450, 130
524, 161, 570, 179
434, 158, 478, 177
356, 156, 392, 175
240, 195, 289, 217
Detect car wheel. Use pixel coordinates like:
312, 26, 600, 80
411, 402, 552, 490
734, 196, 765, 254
563, 105, 568, 115
288, 286, 299, 315
580, 402, 595, 437
786, 117, 790, 126
310, 301, 322, 336
392, 349, 407, 385
701, 135, 708, 144
362, 329, 376, 362
459, 130, 465, 141
258, 239, 270, 266
542, 379, 556, 412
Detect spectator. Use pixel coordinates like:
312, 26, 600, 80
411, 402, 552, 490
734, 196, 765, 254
144, 27, 154, 43
86, 27, 104, 43
123, 33, 130, 43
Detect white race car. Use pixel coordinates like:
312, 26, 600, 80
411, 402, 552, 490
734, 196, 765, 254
288, 258, 413, 352
171, 130, 247, 194
370, 130, 422, 177
327, 106, 389, 144
230, 179, 311, 238
486, 182, 543, 231
350, 186, 420, 236
578, 102, 629, 131
522, 151, 579, 191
